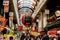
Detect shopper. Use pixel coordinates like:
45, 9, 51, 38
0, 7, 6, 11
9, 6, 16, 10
20, 33, 26, 40
9, 36, 13, 40
24, 33, 32, 40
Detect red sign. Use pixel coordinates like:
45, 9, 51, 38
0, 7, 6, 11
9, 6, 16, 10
48, 31, 57, 35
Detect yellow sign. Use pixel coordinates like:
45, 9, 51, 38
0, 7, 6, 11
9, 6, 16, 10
30, 32, 38, 36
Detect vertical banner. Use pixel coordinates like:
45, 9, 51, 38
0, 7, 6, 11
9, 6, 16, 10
3, 0, 9, 13
3, 0, 9, 25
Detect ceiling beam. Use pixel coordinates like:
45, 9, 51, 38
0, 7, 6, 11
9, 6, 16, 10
32, 0, 47, 18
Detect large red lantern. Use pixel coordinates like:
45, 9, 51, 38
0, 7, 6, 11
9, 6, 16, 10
18, 26, 23, 31
22, 16, 35, 26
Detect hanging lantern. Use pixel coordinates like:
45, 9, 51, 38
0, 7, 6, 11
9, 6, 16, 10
4, 6, 9, 13
0, 16, 7, 32
18, 26, 23, 31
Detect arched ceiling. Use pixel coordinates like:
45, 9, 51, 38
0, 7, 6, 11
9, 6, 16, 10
17, 0, 47, 18
18, 0, 38, 11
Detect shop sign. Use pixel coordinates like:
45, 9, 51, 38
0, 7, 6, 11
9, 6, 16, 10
3, 1, 9, 6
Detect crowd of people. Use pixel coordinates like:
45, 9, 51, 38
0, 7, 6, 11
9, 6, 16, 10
17, 30, 60, 40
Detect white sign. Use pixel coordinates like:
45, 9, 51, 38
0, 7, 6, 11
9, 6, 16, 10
3, 1, 9, 6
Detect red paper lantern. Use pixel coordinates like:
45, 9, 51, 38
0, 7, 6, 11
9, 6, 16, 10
18, 26, 23, 31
